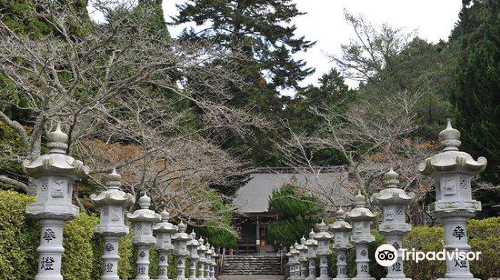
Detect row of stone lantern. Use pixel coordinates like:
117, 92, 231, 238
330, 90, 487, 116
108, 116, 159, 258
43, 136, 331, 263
285, 175, 413, 280
22, 124, 219, 280
23, 119, 485, 280
97, 176, 220, 280
284, 120, 486, 280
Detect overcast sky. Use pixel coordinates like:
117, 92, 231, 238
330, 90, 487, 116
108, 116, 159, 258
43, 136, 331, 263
163, 0, 461, 89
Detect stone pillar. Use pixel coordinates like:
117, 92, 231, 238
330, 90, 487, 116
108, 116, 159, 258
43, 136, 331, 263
315, 221, 332, 280
24, 123, 90, 280
296, 236, 308, 280
209, 246, 217, 280
204, 243, 213, 279
418, 119, 486, 280
187, 231, 200, 279
371, 169, 415, 280
173, 222, 191, 280
197, 237, 207, 280
330, 209, 352, 280
127, 194, 161, 280
290, 244, 300, 280
347, 192, 376, 280
91, 169, 135, 280
154, 210, 178, 280
286, 249, 293, 280
305, 229, 318, 280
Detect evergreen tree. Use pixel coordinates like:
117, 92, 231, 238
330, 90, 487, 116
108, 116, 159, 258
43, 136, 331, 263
173, 0, 313, 91
450, 0, 500, 184
173, 0, 314, 166
283, 69, 355, 165
267, 184, 323, 249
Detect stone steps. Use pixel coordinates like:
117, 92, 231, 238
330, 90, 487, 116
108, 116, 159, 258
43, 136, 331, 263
220, 255, 283, 275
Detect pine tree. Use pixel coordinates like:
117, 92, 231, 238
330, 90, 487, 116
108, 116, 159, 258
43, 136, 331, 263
136, 0, 171, 40
450, 0, 500, 184
173, 0, 314, 166
173, 0, 313, 91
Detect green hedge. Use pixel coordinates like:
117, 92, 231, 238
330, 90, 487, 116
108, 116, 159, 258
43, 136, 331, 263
0, 190, 188, 279
324, 218, 500, 280
0, 190, 38, 280
2, 190, 499, 280
404, 217, 500, 280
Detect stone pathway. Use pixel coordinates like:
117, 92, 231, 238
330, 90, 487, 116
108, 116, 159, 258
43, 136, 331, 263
219, 276, 285, 280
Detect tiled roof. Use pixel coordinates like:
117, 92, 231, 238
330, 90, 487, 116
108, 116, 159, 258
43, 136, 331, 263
234, 172, 350, 213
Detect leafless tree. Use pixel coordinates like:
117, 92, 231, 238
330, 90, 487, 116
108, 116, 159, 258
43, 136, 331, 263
277, 90, 437, 224
0, 0, 267, 229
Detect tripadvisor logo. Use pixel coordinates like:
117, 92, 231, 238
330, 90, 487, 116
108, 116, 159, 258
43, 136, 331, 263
375, 244, 481, 267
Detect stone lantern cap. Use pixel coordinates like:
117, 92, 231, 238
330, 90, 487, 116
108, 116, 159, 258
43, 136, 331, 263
297, 236, 308, 251
153, 209, 177, 251
126, 193, 161, 223
172, 221, 190, 257
187, 231, 200, 248
209, 246, 217, 265
315, 221, 332, 256
154, 210, 178, 233
187, 230, 200, 259
346, 191, 376, 221
289, 245, 299, 265
314, 220, 332, 240
205, 242, 214, 255
23, 123, 90, 179
419, 119, 487, 175
305, 229, 318, 258
371, 168, 415, 206
197, 237, 207, 253
172, 221, 191, 242
305, 229, 318, 247
296, 236, 308, 261
91, 169, 135, 207
330, 208, 352, 232
292, 242, 300, 255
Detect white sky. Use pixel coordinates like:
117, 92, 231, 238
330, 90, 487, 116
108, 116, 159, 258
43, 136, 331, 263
163, 0, 462, 90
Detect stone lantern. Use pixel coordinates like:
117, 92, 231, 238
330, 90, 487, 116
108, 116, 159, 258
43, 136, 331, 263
346, 192, 376, 280
197, 237, 208, 280
23, 123, 90, 280
290, 243, 300, 280
304, 229, 318, 280
418, 119, 486, 280
209, 246, 217, 280
186, 231, 200, 279
172, 222, 190, 280
330, 208, 352, 280
154, 210, 178, 280
91, 169, 135, 280
127, 193, 161, 280
371, 168, 415, 280
296, 236, 308, 279
315, 221, 332, 280
286, 249, 293, 279
204, 242, 213, 279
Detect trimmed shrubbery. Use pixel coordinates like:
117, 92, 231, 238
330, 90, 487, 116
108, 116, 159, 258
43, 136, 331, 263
0, 190, 171, 280
325, 218, 500, 280
404, 217, 500, 280
1, 190, 499, 279
0, 190, 38, 280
